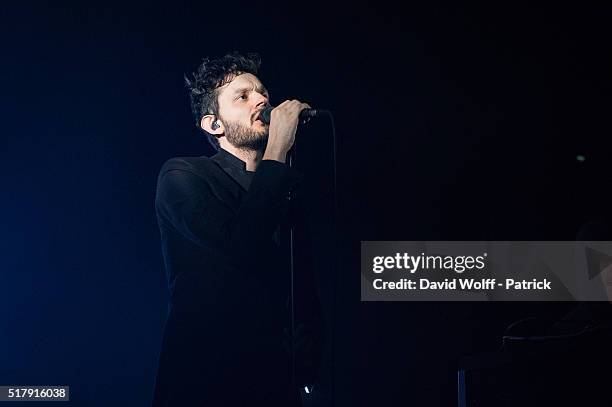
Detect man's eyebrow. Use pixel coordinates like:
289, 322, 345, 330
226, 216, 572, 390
232, 85, 269, 95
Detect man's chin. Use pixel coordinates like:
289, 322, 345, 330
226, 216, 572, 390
229, 136, 268, 152
223, 120, 269, 151
253, 120, 268, 131
253, 128, 269, 144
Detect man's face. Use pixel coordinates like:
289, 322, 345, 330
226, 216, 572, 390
216, 72, 270, 151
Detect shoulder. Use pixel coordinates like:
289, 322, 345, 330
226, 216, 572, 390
158, 156, 219, 177
155, 156, 224, 196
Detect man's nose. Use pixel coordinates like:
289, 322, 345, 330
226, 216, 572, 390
253, 92, 268, 107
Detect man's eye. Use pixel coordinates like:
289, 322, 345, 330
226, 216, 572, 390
237, 94, 247, 101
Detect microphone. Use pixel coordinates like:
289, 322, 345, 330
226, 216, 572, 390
258, 105, 330, 125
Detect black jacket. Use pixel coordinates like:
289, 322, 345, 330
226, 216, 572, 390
152, 148, 322, 406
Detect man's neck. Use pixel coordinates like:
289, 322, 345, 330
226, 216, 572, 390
219, 144, 263, 172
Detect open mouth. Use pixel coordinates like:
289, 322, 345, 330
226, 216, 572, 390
253, 109, 265, 124
253, 117, 267, 126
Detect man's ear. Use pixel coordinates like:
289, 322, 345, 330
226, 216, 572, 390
201, 115, 224, 135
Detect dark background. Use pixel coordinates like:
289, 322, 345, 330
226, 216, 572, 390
2, 2, 610, 406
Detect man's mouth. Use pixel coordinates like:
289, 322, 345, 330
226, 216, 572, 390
253, 110, 264, 123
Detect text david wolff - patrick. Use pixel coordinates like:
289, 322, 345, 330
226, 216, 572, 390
372, 278, 552, 291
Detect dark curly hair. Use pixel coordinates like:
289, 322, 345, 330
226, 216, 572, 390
185, 51, 262, 151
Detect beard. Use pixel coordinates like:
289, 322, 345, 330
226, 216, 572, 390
222, 118, 269, 151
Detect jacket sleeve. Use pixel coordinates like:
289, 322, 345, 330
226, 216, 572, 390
155, 158, 301, 257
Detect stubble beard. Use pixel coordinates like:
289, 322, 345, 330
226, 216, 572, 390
222, 119, 269, 152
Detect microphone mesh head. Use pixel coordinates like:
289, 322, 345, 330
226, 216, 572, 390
259, 105, 274, 124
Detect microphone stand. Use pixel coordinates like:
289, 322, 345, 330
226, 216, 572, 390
284, 111, 336, 403
287, 147, 296, 396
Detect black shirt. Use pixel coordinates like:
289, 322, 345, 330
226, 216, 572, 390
152, 148, 317, 406
213, 147, 255, 190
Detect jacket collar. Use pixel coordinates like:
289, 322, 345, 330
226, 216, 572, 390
210, 148, 254, 191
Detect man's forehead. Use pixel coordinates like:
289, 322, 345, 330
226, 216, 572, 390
219, 73, 263, 93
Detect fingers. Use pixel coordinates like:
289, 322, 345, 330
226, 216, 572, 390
265, 99, 311, 155
275, 100, 293, 109
274, 100, 311, 114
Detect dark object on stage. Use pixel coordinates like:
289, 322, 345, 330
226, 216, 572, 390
459, 308, 612, 406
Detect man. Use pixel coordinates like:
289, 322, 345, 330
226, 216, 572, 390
152, 52, 323, 406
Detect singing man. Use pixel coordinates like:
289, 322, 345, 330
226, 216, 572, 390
152, 52, 323, 406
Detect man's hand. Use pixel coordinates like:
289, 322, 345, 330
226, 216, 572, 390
263, 100, 311, 163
